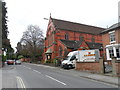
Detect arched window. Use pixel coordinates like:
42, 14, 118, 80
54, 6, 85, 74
65, 33, 69, 40
59, 46, 63, 56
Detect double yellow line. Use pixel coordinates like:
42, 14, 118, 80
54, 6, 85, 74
16, 76, 26, 90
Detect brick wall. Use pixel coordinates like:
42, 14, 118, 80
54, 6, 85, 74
102, 33, 110, 48
75, 62, 100, 73
56, 30, 102, 43
115, 62, 120, 76
116, 29, 120, 43
102, 29, 120, 47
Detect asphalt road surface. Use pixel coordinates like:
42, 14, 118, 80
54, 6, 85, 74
2, 63, 118, 89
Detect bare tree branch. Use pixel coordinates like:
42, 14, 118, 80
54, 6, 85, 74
18, 25, 44, 62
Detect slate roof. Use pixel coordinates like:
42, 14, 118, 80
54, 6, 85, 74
60, 39, 82, 50
101, 22, 120, 33
60, 39, 103, 50
52, 18, 105, 35
86, 42, 103, 49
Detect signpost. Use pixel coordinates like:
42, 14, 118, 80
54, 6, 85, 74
77, 50, 100, 62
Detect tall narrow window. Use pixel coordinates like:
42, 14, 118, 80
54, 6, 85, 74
59, 46, 63, 56
79, 36, 84, 41
109, 32, 115, 42
109, 49, 114, 58
116, 48, 120, 58
91, 37, 95, 43
65, 33, 69, 40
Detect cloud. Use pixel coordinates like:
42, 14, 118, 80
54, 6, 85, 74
5, 0, 119, 50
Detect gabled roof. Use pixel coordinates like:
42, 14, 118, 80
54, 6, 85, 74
60, 39, 82, 50
101, 22, 120, 33
60, 39, 103, 50
86, 42, 103, 49
51, 18, 105, 35
45, 48, 52, 54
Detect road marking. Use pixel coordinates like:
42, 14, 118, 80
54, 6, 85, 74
45, 75, 67, 86
16, 76, 26, 89
23, 66, 31, 69
14, 67, 16, 70
33, 69, 41, 74
26, 63, 55, 68
60, 69, 68, 71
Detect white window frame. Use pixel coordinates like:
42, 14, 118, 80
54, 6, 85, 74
109, 31, 116, 43
106, 45, 120, 60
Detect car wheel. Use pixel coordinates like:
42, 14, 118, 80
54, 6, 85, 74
63, 64, 68, 69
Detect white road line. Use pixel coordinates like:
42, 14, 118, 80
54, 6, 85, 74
33, 70, 41, 74
16, 76, 26, 89
14, 67, 16, 70
26, 63, 55, 68
23, 66, 31, 69
45, 75, 67, 86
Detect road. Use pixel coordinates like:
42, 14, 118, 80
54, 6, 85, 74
2, 63, 118, 88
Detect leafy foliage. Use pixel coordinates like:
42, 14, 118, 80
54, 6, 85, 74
1, 1, 14, 61
18, 55, 24, 59
2, 1, 8, 49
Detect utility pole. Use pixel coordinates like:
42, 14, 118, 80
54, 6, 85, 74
118, 1, 120, 22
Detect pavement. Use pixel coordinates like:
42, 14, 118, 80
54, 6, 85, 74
37, 63, 120, 87
69, 69, 119, 86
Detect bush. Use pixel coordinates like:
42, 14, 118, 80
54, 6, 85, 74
2, 55, 6, 62
18, 55, 24, 59
45, 60, 51, 63
54, 58, 62, 66
45, 60, 54, 63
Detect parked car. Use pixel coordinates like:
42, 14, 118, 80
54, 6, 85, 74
7, 60, 14, 65
15, 60, 21, 65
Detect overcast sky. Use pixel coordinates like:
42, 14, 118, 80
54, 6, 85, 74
4, 0, 120, 51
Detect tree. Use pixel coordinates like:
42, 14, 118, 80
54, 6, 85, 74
2, 1, 8, 49
19, 25, 44, 62
1, 1, 14, 62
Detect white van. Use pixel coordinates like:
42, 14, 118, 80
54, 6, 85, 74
61, 49, 100, 69
61, 51, 78, 69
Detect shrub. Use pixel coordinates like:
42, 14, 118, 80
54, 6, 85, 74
18, 55, 24, 59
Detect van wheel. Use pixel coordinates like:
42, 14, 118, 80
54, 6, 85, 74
68, 64, 73, 69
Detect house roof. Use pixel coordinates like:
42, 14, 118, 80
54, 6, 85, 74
45, 48, 52, 54
86, 42, 103, 49
60, 39, 82, 50
51, 18, 105, 35
101, 22, 120, 33
60, 39, 103, 50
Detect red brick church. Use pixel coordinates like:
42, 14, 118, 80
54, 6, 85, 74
43, 17, 105, 62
